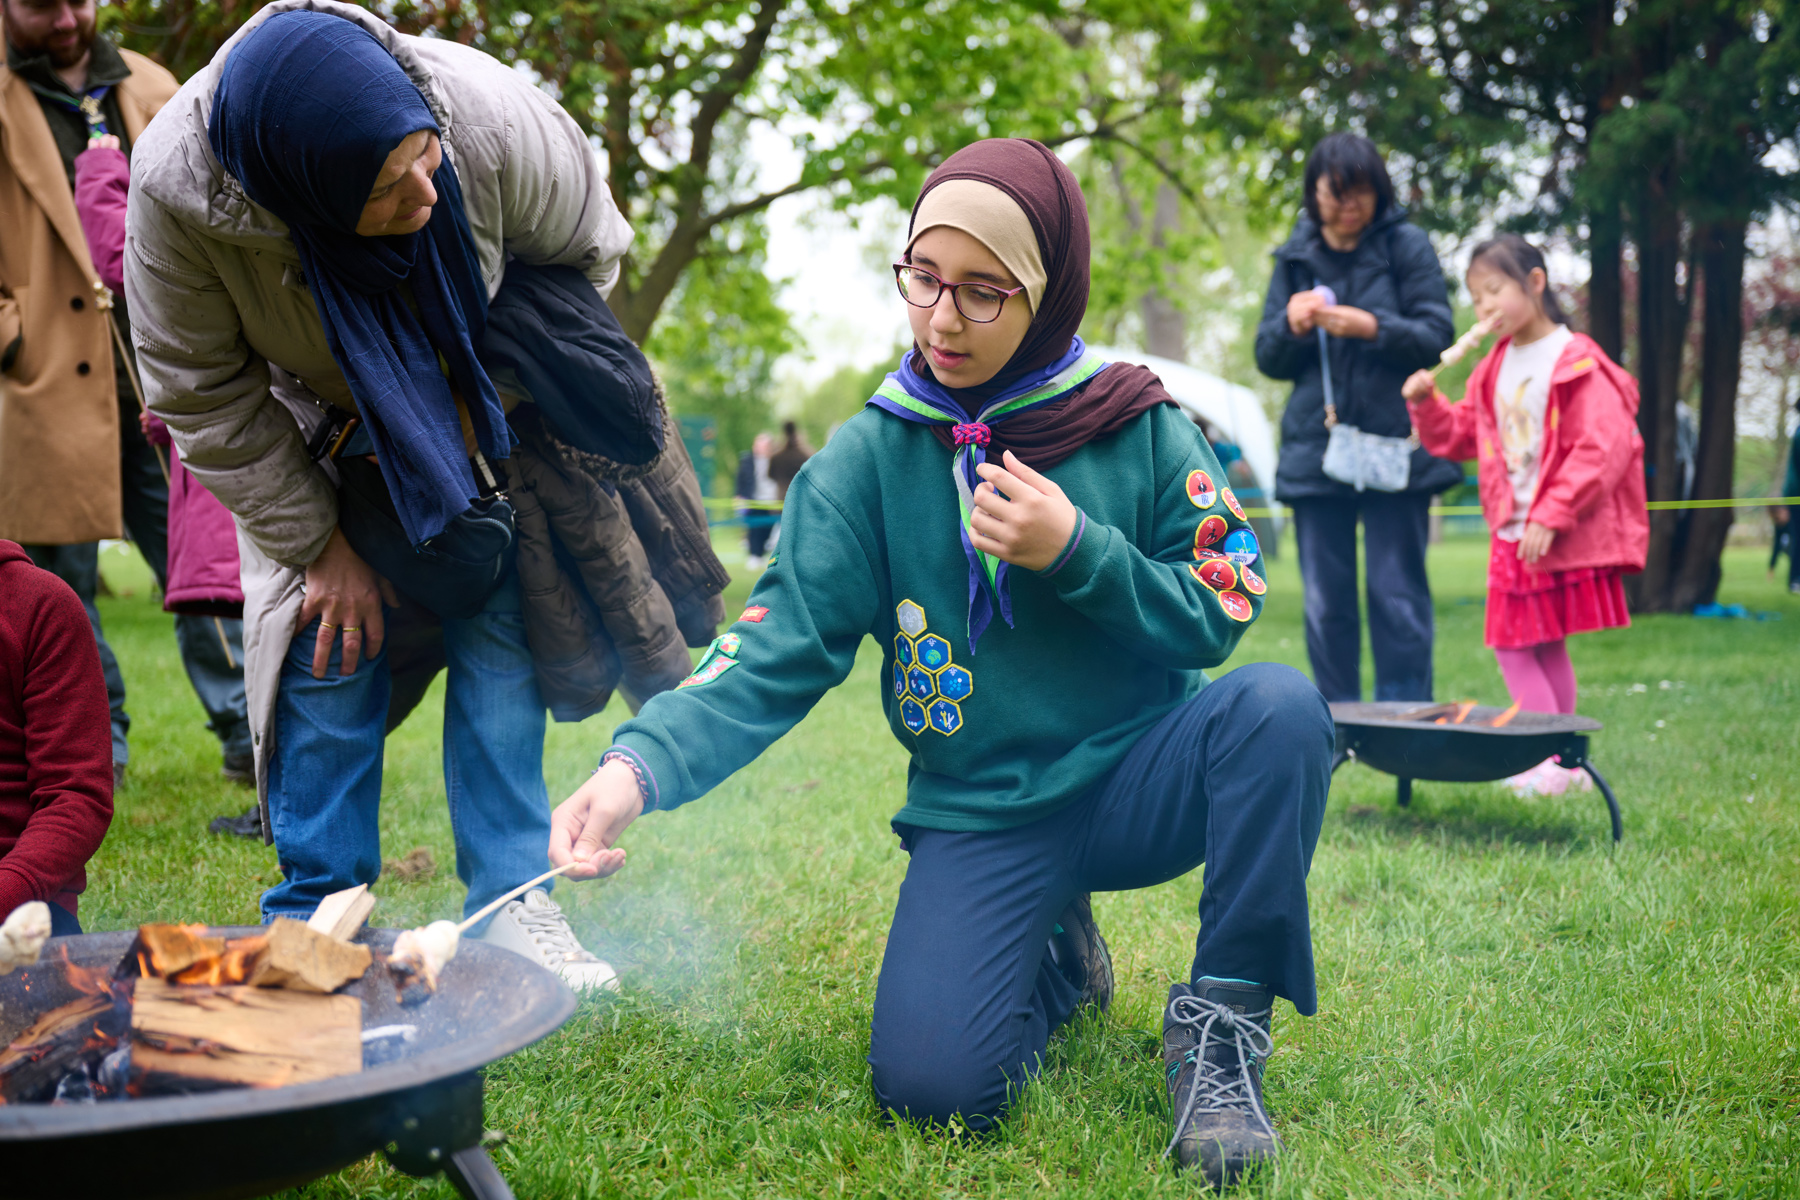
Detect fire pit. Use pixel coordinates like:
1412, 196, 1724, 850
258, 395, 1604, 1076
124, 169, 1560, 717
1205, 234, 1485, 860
1330, 701, 1622, 842
0, 927, 576, 1200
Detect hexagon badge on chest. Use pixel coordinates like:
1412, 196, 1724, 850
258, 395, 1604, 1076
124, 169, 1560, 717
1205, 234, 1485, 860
892, 600, 972, 736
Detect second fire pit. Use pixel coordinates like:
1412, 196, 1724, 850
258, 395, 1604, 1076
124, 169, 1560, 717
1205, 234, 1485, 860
1330, 701, 1622, 842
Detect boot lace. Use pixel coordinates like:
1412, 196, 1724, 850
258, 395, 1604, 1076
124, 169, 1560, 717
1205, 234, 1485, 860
1162, 993, 1278, 1159
513, 893, 599, 964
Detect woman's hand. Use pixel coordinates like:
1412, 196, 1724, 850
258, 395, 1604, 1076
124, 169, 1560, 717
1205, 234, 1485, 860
970, 450, 1078, 572
1402, 369, 1438, 403
1287, 289, 1327, 336
299, 526, 388, 678
1518, 521, 1556, 564
86, 134, 121, 151
1317, 305, 1379, 340
549, 759, 643, 880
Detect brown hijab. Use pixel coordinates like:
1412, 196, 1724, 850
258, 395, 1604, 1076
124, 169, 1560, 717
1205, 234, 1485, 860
905, 138, 1174, 466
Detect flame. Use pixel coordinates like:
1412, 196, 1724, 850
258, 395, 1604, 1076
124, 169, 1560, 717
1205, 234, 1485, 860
1489, 701, 1522, 728
167, 935, 266, 986
57, 946, 117, 996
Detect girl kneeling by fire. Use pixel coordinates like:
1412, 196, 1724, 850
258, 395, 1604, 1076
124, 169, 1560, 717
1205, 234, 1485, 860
550, 139, 1334, 1186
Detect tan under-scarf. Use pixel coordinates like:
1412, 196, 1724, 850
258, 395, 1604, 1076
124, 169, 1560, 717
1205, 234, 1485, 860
906, 179, 1046, 316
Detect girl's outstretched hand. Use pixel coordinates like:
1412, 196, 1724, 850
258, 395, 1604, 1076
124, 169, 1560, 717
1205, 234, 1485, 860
1402, 369, 1438, 403
970, 450, 1079, 572
549, 759, 643, 880
1518, 521, 1556, 564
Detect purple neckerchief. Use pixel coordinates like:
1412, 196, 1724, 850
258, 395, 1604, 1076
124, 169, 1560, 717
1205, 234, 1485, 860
864, 338, 1106, 651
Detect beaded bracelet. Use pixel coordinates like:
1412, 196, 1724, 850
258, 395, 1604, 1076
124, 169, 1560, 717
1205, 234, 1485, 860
598, 749, 652, 812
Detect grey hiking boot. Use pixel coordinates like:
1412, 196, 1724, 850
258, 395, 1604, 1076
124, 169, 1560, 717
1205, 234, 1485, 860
1047, 892, 1113, 1013
1163, 978, 1279, 1186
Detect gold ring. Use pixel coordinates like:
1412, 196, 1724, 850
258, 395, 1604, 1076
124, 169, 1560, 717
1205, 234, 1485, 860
319, 621, 338, 632
340, 626, 361, 634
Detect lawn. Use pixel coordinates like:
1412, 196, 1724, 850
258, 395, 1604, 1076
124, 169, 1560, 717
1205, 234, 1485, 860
81, 531, 1800, 1198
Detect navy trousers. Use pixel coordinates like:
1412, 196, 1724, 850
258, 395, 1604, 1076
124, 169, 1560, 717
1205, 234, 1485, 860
1289, 492, 1435, 702
866, 663, 1332, 1131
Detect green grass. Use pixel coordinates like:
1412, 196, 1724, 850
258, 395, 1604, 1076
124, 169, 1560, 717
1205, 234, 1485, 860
81, 532, 1800, 1198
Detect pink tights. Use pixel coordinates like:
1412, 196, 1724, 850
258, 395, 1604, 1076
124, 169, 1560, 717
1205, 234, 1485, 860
1493, 640, 1578, 714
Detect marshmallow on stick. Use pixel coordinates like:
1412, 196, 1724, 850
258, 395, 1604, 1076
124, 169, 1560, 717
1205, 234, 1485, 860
386, 861, 582, 992
0, 901, 52, 974
1428, 317, 1497, 378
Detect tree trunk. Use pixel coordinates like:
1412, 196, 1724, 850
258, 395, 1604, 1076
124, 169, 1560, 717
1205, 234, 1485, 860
1625, 181, 1688, 611
1141, 182, 1187, 362
1669, 217, 1748, 610
1588, 202, 1625, 366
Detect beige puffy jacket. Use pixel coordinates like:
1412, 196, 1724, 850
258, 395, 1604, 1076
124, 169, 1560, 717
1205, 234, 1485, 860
124, 0, 634, 805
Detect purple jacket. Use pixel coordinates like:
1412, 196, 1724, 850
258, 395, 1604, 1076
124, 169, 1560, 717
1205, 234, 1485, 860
76, 147, 244, 615
143, 420, 244, 614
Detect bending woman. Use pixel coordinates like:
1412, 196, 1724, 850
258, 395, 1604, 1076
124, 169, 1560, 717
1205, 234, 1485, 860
124, 0, 630, 989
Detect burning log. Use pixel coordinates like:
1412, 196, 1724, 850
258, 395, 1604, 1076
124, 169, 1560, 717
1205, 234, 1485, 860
118, 923, 226, 980
1489, 701, 1522, 728
121, 920, 370, 993
0, 964, 132, 1103
129, 979, 361, 1094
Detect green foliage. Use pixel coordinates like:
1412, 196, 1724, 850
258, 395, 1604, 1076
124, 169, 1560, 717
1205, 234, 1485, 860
645, 212, 794, 483
84, 537, 1800, 1198
784, 354, 896, 450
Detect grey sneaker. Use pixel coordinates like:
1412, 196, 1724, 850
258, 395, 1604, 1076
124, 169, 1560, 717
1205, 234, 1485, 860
1163, 978, 1279, 1186
1047, 892, 1113, 1013
474, 887, 620, 993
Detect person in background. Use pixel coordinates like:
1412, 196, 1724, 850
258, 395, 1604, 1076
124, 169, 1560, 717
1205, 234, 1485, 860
1783, 417, 1800, 593
769, 419, 813, 502
1, 0, 249, 788
734, 431, 779, 570
1404, 235, 1647, 796
0, 540, 114, 937
71, 128, 255, 802
1255, 133, 1459, 702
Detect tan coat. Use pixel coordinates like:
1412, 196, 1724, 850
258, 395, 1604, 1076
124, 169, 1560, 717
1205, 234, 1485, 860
0, 49, 178, 544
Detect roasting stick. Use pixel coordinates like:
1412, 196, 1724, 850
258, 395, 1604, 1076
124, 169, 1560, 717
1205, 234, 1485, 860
1428, 316, 1497, 379
388, 861, 584, 991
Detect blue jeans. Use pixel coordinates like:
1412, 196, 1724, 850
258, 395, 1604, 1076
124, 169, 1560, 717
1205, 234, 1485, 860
866, 663, 1333, 1131
261, 574, 551, 923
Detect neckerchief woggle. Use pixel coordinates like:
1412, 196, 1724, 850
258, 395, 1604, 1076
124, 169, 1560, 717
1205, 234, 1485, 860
865, 337, 1107, 652
26, 81, 113, 138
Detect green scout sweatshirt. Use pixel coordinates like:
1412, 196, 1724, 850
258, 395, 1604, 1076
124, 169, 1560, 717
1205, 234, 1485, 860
609, 399, 1268, 832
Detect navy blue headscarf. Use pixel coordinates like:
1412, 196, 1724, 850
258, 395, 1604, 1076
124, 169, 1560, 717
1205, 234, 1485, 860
209, 10, 508, 547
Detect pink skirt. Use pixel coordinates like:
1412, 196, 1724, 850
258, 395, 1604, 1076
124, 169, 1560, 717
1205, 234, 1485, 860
1485, 539, 1630, 649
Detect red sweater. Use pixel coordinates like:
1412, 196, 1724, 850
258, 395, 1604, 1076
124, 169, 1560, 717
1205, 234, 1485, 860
0, 541, 114, 919
1407, 332, 1649, 574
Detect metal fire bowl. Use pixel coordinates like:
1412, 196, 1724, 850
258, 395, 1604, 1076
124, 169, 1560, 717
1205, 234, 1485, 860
1329, 701, 1603, 782
0, 927, 577, 1200
1330, 702, 1622, 841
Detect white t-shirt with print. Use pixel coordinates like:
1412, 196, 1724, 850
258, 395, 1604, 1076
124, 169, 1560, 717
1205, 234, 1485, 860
1493, 324, 1574, 541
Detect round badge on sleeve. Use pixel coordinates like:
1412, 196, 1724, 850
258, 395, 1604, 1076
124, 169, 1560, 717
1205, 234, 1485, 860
1221, 528, 1259, 567
1185, 469, 1217, 509
1193, 515, 1229, 553
1191, 557, 1238, 591
1221, 487, 1247, 520
1240, 565, 1267, 596
1214, 589, 1254, 622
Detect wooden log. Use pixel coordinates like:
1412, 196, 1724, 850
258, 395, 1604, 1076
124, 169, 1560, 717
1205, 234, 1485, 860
0, 990, 130, 1102
244, 918, 372, 993
115, 923, 226, 980
129, 979, 361, 1093
307, 883, 376, 943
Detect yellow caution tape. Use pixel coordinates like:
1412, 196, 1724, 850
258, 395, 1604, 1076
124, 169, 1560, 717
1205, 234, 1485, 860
706, 495, 1800, 518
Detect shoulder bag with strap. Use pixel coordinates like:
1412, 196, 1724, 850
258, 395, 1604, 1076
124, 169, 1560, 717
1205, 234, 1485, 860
1304, 236, 1418, 493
